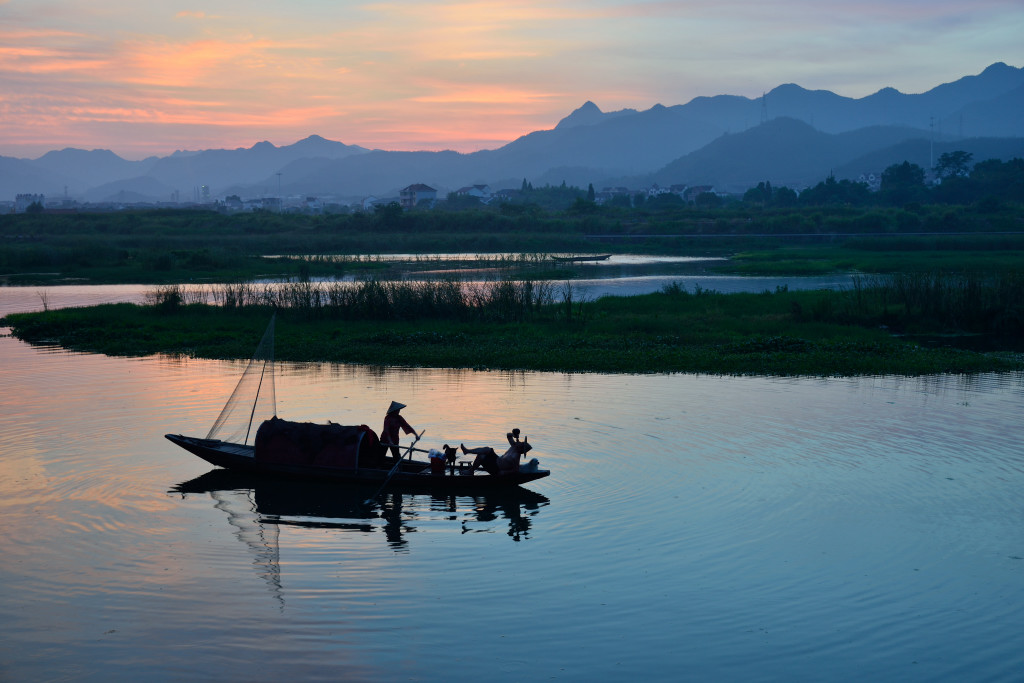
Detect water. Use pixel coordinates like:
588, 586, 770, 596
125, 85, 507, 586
1, 292, 1023, 681
0, 272, 854, 317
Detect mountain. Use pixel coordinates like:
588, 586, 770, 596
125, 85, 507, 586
835, 136, 1024, 181
143, 135, 369, 194
31, 148, 158, 188
1, 156, 73, 197
2, 63, 1022, 203
644, 118, 927, 190
554, 101, 638, 130
244, 63, 1024, 199
83, 176, 177, 204
644, 117, 1024, 192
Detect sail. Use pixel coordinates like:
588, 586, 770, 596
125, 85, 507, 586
206, 314, 277, 444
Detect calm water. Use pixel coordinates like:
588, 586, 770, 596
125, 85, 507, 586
1, 291, 1023, 681
0, 271, 855, 317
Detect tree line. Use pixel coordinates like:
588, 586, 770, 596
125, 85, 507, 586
742, 153, 1023, 209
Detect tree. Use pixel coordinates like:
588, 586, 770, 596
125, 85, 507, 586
647, 192, 684, 209
743, 181, 773, 205
773, 186, 798, 207
935, 151, 973, 179
587, 183, 595, 202
444, 193, 481, 210
880, 161, 927, 206
694, 191, 722, 208
969, 158, 1024, 204
373, 201, 403, 228
798, 174, 870, 206
569, 197, 598, 214
607, 194, 632, 209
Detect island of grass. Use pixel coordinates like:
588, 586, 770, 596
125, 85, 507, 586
5, 276, 1022, 376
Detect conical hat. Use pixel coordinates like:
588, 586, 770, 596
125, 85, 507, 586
387, 401, 406, 414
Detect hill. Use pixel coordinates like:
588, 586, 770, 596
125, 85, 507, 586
2, 63, 1022, 203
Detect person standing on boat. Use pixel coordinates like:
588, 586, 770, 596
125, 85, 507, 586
381, 401, 416, 464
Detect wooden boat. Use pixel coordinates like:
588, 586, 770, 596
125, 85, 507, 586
550, 253, 612, 263
165, 315, 550, 493
165, 433, 549, 492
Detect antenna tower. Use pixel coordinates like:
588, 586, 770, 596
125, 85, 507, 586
929, 116, 935, 169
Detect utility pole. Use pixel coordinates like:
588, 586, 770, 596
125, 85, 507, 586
929, 116, 935, 170
276, 172, 282, 197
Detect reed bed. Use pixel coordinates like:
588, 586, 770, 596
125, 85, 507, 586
836, 272, 1024, 335
146, 278, 559, 322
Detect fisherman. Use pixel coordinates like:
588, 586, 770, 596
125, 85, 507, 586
381, 401, 417, 464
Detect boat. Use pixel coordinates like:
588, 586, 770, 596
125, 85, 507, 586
165, 433, 550, 492
165, 315, 550, 493
550, 253, 612, 263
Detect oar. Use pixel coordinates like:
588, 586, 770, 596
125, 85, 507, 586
363, 429, 424, 506
380, 443, 432, 455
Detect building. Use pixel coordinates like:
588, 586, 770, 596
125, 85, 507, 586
15, 193, 45, 213
399, 184, 437, 209
453, 184, 492, 202
682, 185, 716, 203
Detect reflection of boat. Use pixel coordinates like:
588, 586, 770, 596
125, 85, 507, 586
165, 315, 550, 493
550, 254, 612, 263
172, 469, 551, 548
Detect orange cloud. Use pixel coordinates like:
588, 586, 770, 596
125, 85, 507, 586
123, 38, 280, 87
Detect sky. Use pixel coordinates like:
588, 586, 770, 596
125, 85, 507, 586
1, 0, 1022, 160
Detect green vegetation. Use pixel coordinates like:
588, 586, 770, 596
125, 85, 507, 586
2, 154, 1022, 375
2, 202, 1023, 285
5, 277, 1022, 376
1, 154, 1022, 285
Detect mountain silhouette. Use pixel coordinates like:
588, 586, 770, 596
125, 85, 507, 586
2, 63, 1022, 202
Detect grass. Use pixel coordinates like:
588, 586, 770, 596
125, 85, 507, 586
726, 244, 1024, 275
5, 279, 1022, 376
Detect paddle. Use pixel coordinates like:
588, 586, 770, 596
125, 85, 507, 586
363, 429, 424, 506
380, 444, 432, 455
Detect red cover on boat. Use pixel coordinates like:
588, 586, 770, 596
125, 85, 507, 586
254, 417, 378, 470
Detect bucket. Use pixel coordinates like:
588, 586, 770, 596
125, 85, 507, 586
429, 449, 445, 475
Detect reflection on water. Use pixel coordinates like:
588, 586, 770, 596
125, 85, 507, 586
1, 320, 1024, 680
0, 268, 852, 317
172, 469, 550, 554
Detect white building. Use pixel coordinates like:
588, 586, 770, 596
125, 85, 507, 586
399, 184, 437, 209
15, 193, 45, 213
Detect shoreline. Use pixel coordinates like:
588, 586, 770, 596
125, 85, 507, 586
5, 298, 1022, 377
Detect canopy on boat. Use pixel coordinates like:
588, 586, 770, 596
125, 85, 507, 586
254, 417, 379, 470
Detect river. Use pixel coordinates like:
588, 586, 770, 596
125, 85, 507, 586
0, 284, 1022, 681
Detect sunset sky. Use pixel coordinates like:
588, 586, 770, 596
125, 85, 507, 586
2, 0, 1022, 159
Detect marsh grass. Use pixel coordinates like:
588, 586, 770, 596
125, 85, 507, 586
8, 273, 1023, 375
144, 278, 558, 322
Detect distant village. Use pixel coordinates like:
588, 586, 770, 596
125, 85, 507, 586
3, 173, 887, 215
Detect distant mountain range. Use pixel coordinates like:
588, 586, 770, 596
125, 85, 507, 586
3, 62, 1023, 204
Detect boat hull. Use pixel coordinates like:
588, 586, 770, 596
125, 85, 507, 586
165, 434, 550, 492
551, 254, 611, 262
